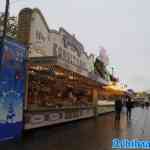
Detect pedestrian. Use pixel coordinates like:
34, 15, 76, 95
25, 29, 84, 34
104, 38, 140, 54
126, 95, 133, 120
115, 96, 122, 121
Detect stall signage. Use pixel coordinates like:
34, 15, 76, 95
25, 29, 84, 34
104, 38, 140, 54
0, 37, 26, 141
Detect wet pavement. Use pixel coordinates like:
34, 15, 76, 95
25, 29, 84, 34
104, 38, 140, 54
0, 107, 150, 150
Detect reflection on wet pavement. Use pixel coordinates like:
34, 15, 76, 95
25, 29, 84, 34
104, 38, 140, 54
0, 107, 150, 150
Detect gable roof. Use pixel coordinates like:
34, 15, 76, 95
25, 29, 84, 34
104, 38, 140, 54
32, 8, 50, 32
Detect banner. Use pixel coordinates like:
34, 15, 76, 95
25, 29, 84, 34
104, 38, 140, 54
0, 37, 26, 141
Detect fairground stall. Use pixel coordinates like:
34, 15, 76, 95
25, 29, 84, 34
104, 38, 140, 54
24, 56, 101, 129
17, 8, 108, 129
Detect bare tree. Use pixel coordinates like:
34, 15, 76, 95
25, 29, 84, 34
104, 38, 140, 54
0, 13, 17, 39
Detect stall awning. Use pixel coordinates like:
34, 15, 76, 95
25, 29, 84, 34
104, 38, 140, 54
100, 84, 126, 96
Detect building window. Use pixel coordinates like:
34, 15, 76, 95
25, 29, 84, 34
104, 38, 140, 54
53, 43, 58, 56
63, 50, 66, 59
68, 53, 71, 64
73, 56, 75, 64
70, 55, 73, 64
35, 30, 46, 42
58, 47, 62, 58
62, 50, 64, 60
66, 52, 69, 61
48, 35, 51, 41
77, 59, 79, 66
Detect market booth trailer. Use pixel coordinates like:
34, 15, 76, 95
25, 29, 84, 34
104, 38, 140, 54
24, 56, 100, 129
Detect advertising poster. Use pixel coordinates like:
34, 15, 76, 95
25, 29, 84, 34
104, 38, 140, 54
0, 37, 26, 141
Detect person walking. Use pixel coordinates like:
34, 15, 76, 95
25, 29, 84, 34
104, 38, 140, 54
126, 95, 133, 120
115, 97, 122, 121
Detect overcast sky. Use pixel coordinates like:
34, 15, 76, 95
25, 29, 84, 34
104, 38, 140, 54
1, 0, 150, 91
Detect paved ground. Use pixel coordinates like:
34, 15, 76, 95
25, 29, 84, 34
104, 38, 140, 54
0, 107, 150, 150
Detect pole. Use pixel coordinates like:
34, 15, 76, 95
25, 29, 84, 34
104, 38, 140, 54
112, 67, 114, 77
0, 0, 10, 68
2, 0, 9, 41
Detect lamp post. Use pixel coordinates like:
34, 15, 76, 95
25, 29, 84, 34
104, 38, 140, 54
2, 0, 9, 41
111, 67, 114, 77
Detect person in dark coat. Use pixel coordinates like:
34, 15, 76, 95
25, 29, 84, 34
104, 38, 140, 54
126, 95, 133, 120
115, 97, 122, 121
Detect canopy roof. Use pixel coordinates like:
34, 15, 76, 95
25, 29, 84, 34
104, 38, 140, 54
100, 84, 126, 96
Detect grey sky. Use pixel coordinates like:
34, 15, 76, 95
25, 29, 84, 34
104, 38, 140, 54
1, 0, 150, 91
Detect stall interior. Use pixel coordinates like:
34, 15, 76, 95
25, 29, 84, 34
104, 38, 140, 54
27, 64, 94, 110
